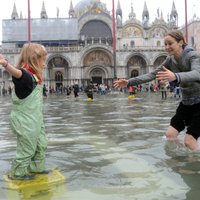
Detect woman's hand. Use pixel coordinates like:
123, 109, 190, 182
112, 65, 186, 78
113, 79, 129, 89
156, 66, 176, 82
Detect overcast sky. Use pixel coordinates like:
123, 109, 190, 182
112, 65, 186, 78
0, 0, 199, 43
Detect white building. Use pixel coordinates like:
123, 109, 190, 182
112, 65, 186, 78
0, 0, 179, 91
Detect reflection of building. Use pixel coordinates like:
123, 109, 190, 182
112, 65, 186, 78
1, 0, 180, 89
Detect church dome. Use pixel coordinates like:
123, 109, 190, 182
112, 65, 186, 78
74, 0, 109, 18
75, 0, 99, 10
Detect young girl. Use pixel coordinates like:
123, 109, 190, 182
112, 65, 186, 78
114, 30, 200, 151
0, 43, 49, 180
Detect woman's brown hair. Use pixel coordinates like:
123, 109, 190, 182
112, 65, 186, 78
167, 30, 187, 46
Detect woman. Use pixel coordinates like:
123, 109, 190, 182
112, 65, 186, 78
114, 30, 200, 151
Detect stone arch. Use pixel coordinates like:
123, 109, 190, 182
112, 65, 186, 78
148, 26, 168, 38
83, 63, 111, 86
85, 64, 108, 77
80, 45, 113, 66
83, 49, 112, 67
80, 20, 112, 45
126, 54, 147, 78
47, 55, 70, 69
81, 48, 113, 85
122, 25, 144, 38
89, 67, 107, 84
46, 55, 71, 89
153, 55, 167, 69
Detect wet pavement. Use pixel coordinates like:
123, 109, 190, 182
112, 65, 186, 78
0, 91, 200, 200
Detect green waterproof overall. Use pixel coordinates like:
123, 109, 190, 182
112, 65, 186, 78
10, 85, 47, 177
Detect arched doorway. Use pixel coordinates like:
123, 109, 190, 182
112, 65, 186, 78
55, 71, 63, 91
90, 68, 105, 84
47, 56, 69, 89
83, 49, 112, 85
127, 55, 147, 78
131, 69, 139, 78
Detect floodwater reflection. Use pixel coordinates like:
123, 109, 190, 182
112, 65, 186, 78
1, 92, 200, 199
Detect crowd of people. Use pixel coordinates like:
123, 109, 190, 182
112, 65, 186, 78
1, 79, 181, 100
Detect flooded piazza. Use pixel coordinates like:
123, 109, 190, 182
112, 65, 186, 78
0, 91, 200, 200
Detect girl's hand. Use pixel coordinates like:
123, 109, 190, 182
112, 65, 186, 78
156, 66, 176, 82
113, 79, 128, 89
0, 54, 22, 78
0, 54, 7, 67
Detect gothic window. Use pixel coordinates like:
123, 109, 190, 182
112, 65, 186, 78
131, 70, 139, 78
55, 71, 63, 82
130, 40, 135, 48
157, 41, 161, 47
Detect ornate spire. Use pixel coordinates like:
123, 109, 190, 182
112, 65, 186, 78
116, 0, 122, 17
128, 2, 136, 19
41, 0, 48, 19
57, 7, 59, 18
11, 2, 19, 20
69, 0, 75, 18
170, 1, 178, 27
142, 1, 149, 22
171, 1, 177, 16
116, 0, 122, 27
160, 10, 164, 20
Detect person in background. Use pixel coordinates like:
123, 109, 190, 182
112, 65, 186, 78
85, 81, 95, 99
73, 83, 79, 98
159, 80, 168, 100
174, 85, 181, 99
128, 85, 134, 96
43, 84, 48, 97
0, 43, 50, 180
114, 30, 200, 151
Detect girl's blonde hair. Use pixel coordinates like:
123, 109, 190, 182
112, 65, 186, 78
17, 43, 47, 79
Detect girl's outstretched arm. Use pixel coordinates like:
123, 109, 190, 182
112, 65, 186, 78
0, 54, 22, 78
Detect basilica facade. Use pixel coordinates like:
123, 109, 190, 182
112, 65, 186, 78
0, 0, 181, 90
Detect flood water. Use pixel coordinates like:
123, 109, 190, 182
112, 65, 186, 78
0, 91, 200, 200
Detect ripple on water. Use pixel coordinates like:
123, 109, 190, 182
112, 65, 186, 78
0, 94, 192, 200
